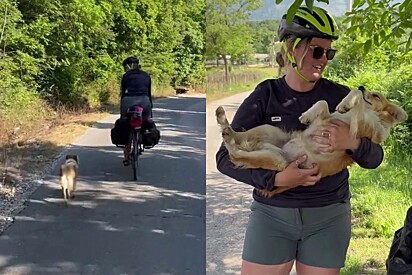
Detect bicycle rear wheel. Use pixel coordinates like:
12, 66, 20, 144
131, 130, 140, 180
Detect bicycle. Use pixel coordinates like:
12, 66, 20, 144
126, 105, 145, 180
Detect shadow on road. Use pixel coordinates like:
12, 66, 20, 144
0, 96, 206, 275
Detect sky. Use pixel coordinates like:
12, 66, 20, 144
249, 0, 351, 21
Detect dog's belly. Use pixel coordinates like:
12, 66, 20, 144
282, 137, 353, 176
282, 139, 305, 164
235, 125, 291, 151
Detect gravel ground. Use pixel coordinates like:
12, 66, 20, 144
0, 147, 69, 235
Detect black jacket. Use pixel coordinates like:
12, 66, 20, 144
121, 69, 152, 104
216, 77, 384, 208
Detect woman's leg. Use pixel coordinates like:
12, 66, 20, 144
122, 134, 132, 165
119, 96, 137, 165
296, 202, 351, 274
241, 259, 294, 275
295, 262, 339, 275
241, 201, 301, 274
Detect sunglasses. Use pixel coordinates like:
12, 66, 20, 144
309, 46, 337, 60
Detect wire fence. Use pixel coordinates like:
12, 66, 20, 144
206, 72, 260, 91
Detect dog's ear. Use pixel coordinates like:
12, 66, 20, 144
387, 104, 408, 123
65, 154, 79, 164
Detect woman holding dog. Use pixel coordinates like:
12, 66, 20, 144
216, 6, 383, 275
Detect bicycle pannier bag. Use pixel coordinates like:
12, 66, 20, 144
111, 117, 131, 146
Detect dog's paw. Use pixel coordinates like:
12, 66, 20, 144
215, 106, 224, 117
337, 90, 363, 113
336, 101, 351, 113
299, 110, 318, 125
299, 101, 328, 124
215, 106, 226, 124
298, 113, 311, 125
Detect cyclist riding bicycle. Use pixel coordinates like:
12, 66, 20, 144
120, 56, 153, 166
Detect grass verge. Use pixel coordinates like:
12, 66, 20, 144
341, 146, 411, 274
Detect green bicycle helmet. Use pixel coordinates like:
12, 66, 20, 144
278, 6, 339, 41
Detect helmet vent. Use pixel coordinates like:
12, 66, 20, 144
299, 6, 312, 14
326, 14, 335, 32
311, 11, 326, 27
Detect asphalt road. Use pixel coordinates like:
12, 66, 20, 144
0, 95, 206, 275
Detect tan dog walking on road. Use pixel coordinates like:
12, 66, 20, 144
59, 154, 79, 206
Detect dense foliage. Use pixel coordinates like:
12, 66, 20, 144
0, 0, 205, 120
247, 20, 279, 54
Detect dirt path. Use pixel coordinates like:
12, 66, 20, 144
206, 91, 254, 274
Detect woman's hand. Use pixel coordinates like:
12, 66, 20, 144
274, 155, 321, 187
311, 119, 361, 153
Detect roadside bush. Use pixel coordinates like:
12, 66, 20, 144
383, 63, 412, 152
0, 70, 51, 142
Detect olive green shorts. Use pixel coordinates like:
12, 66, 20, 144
242, 200, 351, 268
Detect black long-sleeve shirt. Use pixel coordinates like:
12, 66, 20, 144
216, 77, 384, 208
121, 69, 152, 105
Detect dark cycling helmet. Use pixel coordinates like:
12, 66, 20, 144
278, 6, 339, 41
122, 56, 139, 67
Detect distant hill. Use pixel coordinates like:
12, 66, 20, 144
249, 0, 349, 21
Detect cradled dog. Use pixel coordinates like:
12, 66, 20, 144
59, 154, 79, 206
216, 88, 408, 197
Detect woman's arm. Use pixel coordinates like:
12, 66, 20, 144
346, 138, 384, 168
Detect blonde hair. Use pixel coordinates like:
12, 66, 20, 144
123, 63, 139, 72
276, 36, 310, 77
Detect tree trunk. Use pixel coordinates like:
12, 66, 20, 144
0, 6, 8, 57
223, 55, 229, 86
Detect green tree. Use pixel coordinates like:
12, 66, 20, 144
247, 20, 279, 53
206, 0, 263, 85
1, 0, 205, 111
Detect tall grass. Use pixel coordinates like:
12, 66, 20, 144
339, 141, 411, 274
326, 40, 412, 274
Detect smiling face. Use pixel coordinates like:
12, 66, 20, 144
293, 37, 333, 82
